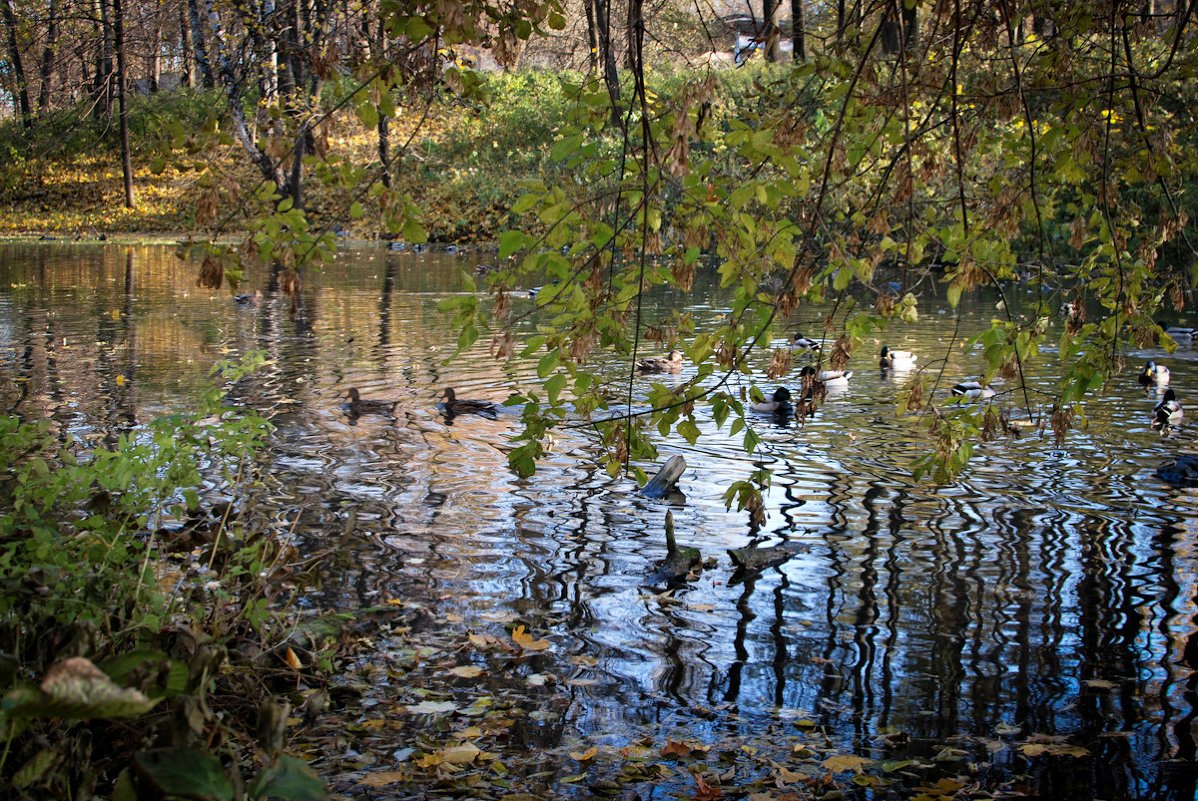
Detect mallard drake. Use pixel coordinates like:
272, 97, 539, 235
440, 388, 498, 416
636, 350, 684, 374
1152, 389, 1184, 431
345, 388, 396, 415
751, 387, 792, 413
879, 346, 916, 370
951, 380, 996, 399
790, 334, 822, 353
1138, 361, 1170, 387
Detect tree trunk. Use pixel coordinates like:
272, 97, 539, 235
114, 0, 135, 207
38, 0, 60, 112
591, 0, 620, 126
791, 0, 805, 61
94, 0, 115, 119
147, 11, 162, 93
179, 4, 194, 86
584, 0, 597, 74
371, 13, 391, 188
1, 0, 33, 130
763, 0, 782, 62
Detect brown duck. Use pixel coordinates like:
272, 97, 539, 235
440, 388, 498, 416
345, 388, 396, 415
635, 350, 684, 374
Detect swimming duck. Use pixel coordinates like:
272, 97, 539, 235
799, 365, 852, 385
790, 334, 822, 354
950, 380, 996, 399
751, 387, 792, 413
1138, 361, 1170, 387
1152, 389, 1184, 431
345, 388, 396, 415
879, 346, 917, 370
234, 290, 262, 306
440, 388, 498, 416
636, 350, 684, 374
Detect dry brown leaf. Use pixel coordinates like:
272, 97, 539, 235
358, 770, 408, 787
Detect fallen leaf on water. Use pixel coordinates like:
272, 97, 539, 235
690, 770, 724, 801
448, 665, 483, 679
821, 754, 872, 772
1019, 742, 1090, 758
569, 746, 598, 762
405, 700, 457, 714
442, 743, 481, 764
662, 740, 691, 758
511, 625, 550, 652
912, 777, 966, 795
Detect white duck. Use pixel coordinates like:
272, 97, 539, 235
951, 380, 996, 400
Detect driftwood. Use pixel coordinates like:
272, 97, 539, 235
646, 511, 701, 586
727, 541, 805, 572
641, 454, 686, 499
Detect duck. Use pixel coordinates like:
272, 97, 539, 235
751, 387, 792, 413
799, 365, 852, 385
879, 346, 917, 370
950, 380, 996, 399
1138, 361, 1170, 387
636, 350, 684, 374
440, 388, 498, 416
344, 388, 396, 415
790, 334, 822, 354
1152, 389, 1184, 431
234, 290, 262, 306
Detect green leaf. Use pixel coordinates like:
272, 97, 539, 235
247, 756, 326, 801
498, 230, 526, 260
134, 748, 234, 801
537, 350, 559, 379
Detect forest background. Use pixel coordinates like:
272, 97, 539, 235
2, 0, 1198, 798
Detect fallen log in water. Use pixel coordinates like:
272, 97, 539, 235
727, 540, 806, 573
640, 454, 686, 499
646, 510, 701, 586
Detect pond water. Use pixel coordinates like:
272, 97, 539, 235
3, 242, 1198, 799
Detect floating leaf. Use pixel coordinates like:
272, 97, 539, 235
821, 754, 872, 773
511, 625, 550, 652
1019, 742, 1090, 758
405, 700, 457, 714
570, 746, 598, 762
449, 665, 484, 679
442, 743, 481, 764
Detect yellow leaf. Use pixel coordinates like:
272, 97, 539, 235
446, 613, 464, 623
414, 753, 442, 768
511, 625, 550, 652
821, 754, 872, 772
115, 374, 126, 386
569, 746, 598, 762
1019, 743, 1090, 758
449, 665, 484, 679
461, 726, 483, 738
283, 647, 303, 669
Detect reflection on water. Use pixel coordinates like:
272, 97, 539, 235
4, 243, 1198, 797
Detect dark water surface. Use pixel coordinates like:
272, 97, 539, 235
4, 242, 1198, 798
